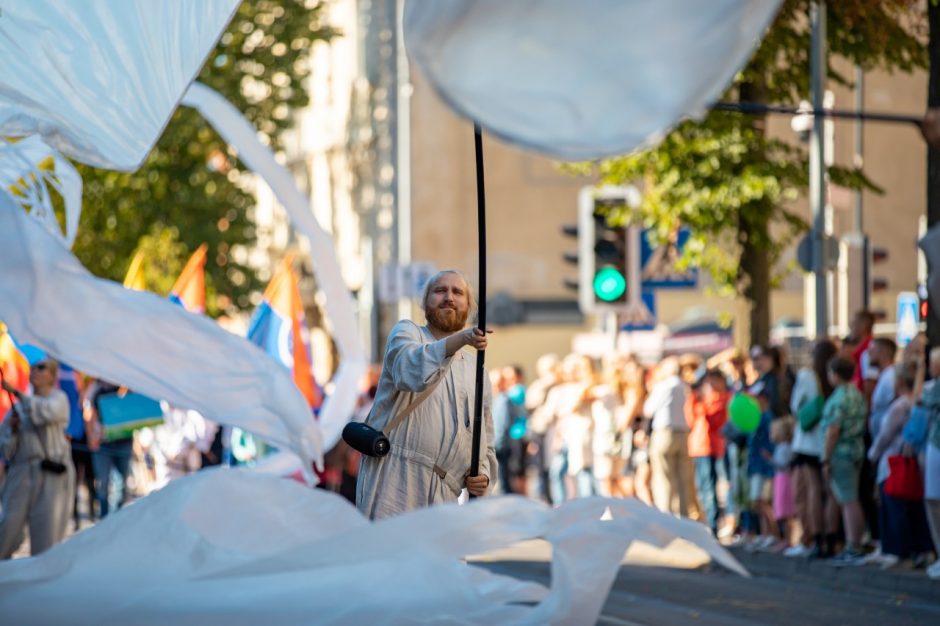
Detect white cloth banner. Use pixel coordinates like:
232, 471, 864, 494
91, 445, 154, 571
0, 193, 322, 473
0, 469, 745, 624
0, 0, 240, 170
404, 0, 782, 160
0, 137, 82, 247
182, 83, 368, 451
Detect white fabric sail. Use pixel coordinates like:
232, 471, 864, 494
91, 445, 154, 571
0, 137, 82, 247
0, 0, 240, 170
0, 469, 745, 624
404, 0, 782, 160
0, 193, 322, 474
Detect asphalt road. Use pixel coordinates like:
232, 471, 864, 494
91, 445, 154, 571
474, 555, 940, 625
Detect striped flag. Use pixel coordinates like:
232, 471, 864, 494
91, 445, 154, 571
246, 254, 322, 411
0, 324, 30, 419
169, 244, 208, 314
123, 248, 147, 291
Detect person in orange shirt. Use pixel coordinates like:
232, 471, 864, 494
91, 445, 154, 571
686, 369, 731, 535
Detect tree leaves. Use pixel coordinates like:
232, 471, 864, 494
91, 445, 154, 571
72, 0, 334, 315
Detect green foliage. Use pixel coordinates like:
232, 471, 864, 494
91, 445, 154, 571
72, 0, 335, 315
591, 0, 927, 308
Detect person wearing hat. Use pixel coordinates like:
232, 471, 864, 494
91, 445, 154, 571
0, 358, 74, 557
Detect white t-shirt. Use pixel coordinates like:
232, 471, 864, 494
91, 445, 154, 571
790, 368, 824, 457
869, 365, 896, 438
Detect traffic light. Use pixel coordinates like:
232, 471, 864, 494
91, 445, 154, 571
865, 245, 890, 321
590, 206, 627, 305
920, 283, 930, 321
571, 186, 634, 314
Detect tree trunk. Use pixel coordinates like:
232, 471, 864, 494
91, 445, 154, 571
741, 232, 772, 347
928, 2, 940, 348
738, 80, 772, 347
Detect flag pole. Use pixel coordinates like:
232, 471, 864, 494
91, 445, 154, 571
469, 123, 487, 486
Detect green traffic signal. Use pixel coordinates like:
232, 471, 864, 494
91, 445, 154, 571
593, 266, 626, 302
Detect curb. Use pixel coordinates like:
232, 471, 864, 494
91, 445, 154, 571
727, 547, 940, 604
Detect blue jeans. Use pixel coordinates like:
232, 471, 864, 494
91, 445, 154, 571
92, 439, 133, 517
549, 449, 568, 504
694, 457, 721, 533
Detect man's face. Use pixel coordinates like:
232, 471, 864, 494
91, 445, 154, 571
425, 273, 470, 333
851, 314, 871, 337
29, 361, 54, 390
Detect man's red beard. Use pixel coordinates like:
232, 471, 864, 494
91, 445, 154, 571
426, 305, 469, 333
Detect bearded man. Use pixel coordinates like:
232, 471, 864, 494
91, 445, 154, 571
356, 270, 497, 520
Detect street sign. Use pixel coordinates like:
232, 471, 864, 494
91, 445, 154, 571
621, 291, 656, 331
379, 261, 438, 303
896, 291, 920, 347
640, 228, 698, 289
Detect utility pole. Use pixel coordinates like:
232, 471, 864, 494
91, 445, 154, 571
854, 65, 869, 311
928, 0, 940, 348
809, 1, 828, 337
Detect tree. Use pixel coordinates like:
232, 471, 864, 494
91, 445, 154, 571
72, 0, 335, 314
584, 1, 926, 345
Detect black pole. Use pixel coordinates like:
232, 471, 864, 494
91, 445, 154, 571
469, 123, 486, 482
713, 101, 921, 126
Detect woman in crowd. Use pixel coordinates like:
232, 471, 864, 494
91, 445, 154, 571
868, 362, 933, 568
785, 339, 837, 558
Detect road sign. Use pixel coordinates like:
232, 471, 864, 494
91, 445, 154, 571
621, 291, 656, 331
378, 261, 438, 303
640, 228, 698, 289
896, 291, 920, 347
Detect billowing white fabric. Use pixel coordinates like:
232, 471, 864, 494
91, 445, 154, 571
0, 0, 239, 170
0, 193, 322, 475
0, 137, 82, 247
182, 83, 368, 451
0, 469, 745, 624
404, 0, 782, 160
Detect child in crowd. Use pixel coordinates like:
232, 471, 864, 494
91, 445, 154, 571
771, 417, 795, 551
746, 386, 776, 550
821, 356, 869, 563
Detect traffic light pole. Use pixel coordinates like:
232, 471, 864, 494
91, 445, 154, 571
809, 1, 828, 338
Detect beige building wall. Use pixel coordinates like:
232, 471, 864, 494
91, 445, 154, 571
407, 57, 930, 378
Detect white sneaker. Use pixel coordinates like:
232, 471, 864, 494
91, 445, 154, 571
877, 554, 899, 570
783, 544, 811, 558
927, 560, 940, 579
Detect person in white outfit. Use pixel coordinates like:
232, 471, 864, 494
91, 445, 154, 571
0, 358, 74, 558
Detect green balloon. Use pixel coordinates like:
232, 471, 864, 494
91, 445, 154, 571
728, 393, 761, 433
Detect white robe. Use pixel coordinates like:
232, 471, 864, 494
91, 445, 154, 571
356, 321, 497, 520
0, 390, 74, 557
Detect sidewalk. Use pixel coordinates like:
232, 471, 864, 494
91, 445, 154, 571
727, 546, 940, 605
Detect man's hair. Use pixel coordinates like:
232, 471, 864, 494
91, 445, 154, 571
931, 346, 940, 366
420, 270, 476, 315
872, 337, 897, 360
827, 356, 856, 382
854, 310, 876, 332
895, 362, 917, 391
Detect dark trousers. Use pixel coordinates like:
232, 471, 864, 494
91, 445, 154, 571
859, 434, 879, 541
71, 439, 97, 524
879, 483, 934, 559
693, 456, 721, 533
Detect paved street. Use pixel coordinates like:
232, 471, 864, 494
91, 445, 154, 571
472, 543, 940, 625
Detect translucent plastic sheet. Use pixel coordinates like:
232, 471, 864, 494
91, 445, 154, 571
182, 83, 367, 451
0, 137, 82, 246
0, 0, 240, 170
404, 0, 782, 160
0, 192, 321, 474
0, 469, 744, 624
